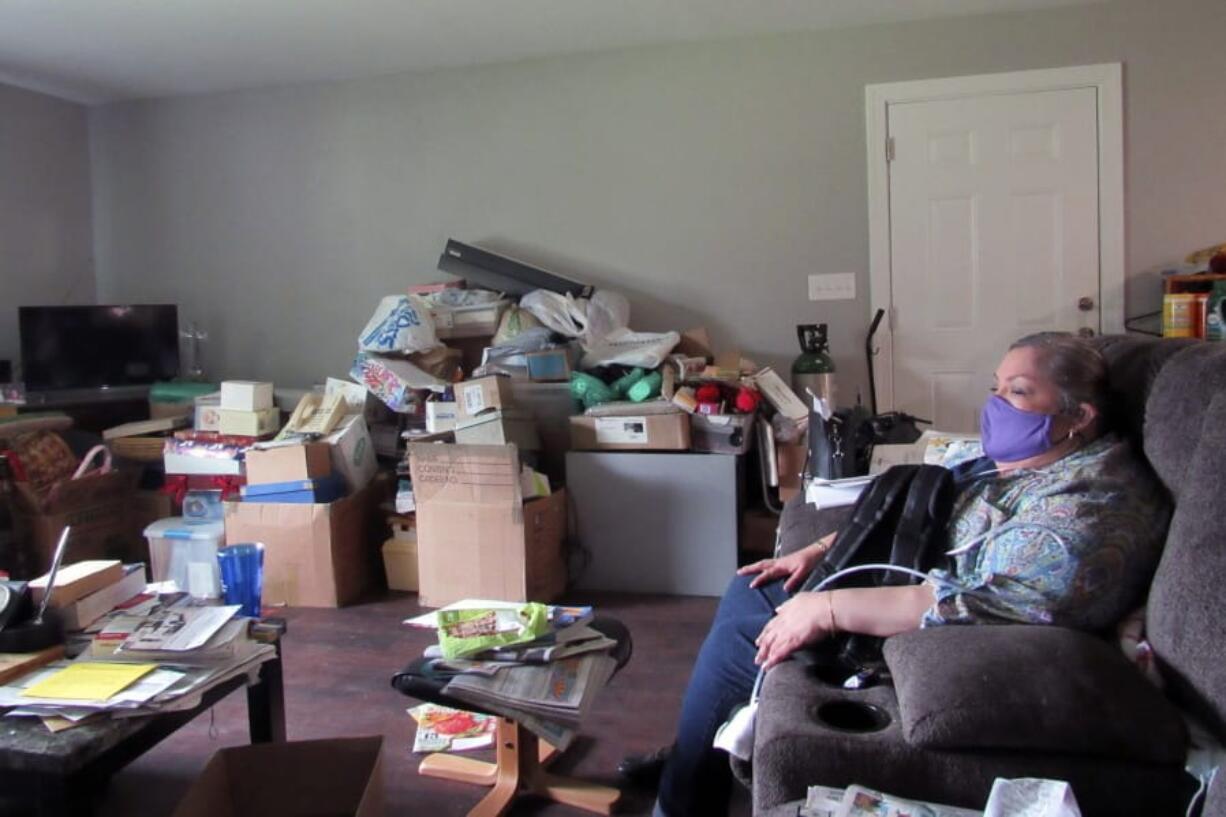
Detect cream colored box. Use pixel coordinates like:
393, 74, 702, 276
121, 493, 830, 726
217, 407, 280, 437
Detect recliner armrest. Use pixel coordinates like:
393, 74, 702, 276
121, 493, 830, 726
777, 495, 853, 557
883, 625, 1188, 764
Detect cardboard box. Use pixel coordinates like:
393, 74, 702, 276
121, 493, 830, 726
224, 480, 381, 607
454, 410, 541, 450
455, 376, 515, 419
218, 408, 280, 437
245, 443, 332, 485
776, 440, 807, 503
408, 444, 567, 608
323, 414, 377, 492
163, 452, 245, 477
11, 471, 138, 579
150, 400, 193, 420
59, 563, 147, 631
220, 381, 274, 412
569, 413, 691, 452
430, 301, 508, 340
30, 560, 124, 608
171, 737, 384, 817
240, 473, 347, 505
751, 368, 809, 422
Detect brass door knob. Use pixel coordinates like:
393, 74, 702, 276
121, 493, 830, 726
1078, 297, 1095, 312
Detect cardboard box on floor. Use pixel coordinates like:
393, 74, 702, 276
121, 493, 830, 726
171, 736, 384, 817
223, 478, 384, 607
408, 443, 567, 608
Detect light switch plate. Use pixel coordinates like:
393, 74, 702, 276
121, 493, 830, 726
808, 273, 856, 301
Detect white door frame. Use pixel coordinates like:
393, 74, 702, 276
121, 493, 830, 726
865, 63, 1124, 411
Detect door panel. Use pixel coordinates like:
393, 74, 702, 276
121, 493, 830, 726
888, 87, 1100, 432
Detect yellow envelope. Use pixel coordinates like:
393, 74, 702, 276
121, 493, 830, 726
22, 662, 157, 701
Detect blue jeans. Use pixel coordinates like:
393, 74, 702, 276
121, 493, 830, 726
656, 574, 789, 817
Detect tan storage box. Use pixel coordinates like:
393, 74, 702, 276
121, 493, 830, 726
408, 443, 567, 608
455, 376, 515, 420
223, 480, 382, 607
382, 536, 418, 592
171, 737, 384, 817
245, 443, 332, 485
569, 413, 691, 451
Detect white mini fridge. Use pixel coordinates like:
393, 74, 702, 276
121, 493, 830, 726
565, 451, 741, 597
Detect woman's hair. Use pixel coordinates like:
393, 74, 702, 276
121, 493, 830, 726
1008, 332, 1108, 419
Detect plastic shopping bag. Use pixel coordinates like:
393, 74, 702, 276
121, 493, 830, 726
580, 327, 680, 370
358, 295, 440, 354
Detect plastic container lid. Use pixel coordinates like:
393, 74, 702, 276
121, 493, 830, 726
143, 517, 225, 541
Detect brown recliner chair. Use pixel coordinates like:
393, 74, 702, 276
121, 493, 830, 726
744, 336, 1225, 816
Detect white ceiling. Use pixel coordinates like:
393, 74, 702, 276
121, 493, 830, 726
0, 0, 1108, 105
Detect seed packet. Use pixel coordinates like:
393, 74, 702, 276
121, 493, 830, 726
436, 603, 550, 660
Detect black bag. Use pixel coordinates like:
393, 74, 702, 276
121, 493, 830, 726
807, 406, 875, 480
798, 464, 957, 673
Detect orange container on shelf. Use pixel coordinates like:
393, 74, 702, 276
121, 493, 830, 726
1163, 293, 1196, 338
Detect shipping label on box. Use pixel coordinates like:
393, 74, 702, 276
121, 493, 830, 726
220, 381, 274, 412
594, 417, 648, 445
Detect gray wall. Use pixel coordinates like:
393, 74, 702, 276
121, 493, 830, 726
0, 82, 94, 377
90, 0, 1226, 394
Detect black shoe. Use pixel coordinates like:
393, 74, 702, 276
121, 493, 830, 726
617, 745, 672, 786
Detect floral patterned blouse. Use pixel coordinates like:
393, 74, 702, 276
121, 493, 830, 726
923, 433, 1170, 630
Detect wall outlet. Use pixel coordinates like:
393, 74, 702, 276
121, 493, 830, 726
808, 273, 856, 301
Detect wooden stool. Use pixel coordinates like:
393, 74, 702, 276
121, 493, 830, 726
419, 717, 620, 816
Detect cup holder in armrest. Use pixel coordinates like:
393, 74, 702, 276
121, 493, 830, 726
807, 663, 877, 690
813, 700, 891, 734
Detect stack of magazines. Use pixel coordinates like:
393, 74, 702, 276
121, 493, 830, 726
404, 599, 619, 749
0, 594, 275, 731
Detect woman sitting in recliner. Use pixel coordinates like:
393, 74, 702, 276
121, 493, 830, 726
632, 332, 1170, 817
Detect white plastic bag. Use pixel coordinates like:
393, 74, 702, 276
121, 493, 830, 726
585, 289, 630, 341
580, 327, 680, 370
519, 290, 589, 337
358, 295, 439, 354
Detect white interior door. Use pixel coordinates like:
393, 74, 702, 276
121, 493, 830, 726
887, 87, 1101, 432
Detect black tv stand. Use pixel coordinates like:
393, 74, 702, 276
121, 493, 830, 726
19, 387, 151, 434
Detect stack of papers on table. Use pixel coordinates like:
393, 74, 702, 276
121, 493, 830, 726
0, 597, 276, 730
405, 598, 617, 750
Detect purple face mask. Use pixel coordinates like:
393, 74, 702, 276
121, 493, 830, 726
979, 395, 1055, 463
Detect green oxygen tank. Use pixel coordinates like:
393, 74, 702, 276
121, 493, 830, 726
791, 323, 836, 408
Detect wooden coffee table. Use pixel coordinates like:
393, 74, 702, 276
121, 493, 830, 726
0, 621, 286, 817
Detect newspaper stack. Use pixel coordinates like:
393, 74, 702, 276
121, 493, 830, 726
404, 599, 619, 749
0, 596, 276, 730
802, 779, 1082, 817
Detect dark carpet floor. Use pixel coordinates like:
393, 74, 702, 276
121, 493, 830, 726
90, 589, 751, 817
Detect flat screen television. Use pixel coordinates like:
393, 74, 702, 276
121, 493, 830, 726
19, 305, 180, 392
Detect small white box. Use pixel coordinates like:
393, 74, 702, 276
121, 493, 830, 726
220, 381, 274, 411
425, 402, 458, 433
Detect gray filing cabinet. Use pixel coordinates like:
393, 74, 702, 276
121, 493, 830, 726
566, 451, 740, 597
